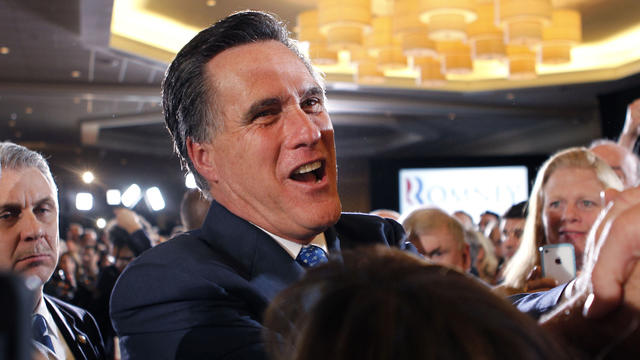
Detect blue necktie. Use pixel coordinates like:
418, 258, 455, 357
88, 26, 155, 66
296, 245, 329, 267
32, 314, 55, 353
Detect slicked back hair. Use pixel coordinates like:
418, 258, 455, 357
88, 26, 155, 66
162, 11, 320, 196
0, 141, 57, 193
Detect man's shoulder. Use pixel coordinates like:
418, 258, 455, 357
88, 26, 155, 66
111, 230, 248, 306
44, 293, 91, 321
129, 230, 207, 264
335, 212, 406, 248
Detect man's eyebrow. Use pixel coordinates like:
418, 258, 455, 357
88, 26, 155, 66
302, 86, 324, 99
242, 97, 282, 123
35, 197, 56, 208
425, 247, 443, 257
0, 203, 20, 212
0, 197, 56, 211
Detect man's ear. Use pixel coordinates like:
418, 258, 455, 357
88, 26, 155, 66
186, 137, 218, 183
462, 243, 472, 273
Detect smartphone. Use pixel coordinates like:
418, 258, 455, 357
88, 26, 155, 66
539, 243, 576, 284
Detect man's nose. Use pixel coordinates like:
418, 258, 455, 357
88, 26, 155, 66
283, 107, 322, 149
20, 211, 44, 242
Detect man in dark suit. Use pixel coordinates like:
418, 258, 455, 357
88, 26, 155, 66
110, 11, 409, 359
110, 10, 640, 360
0, 141, 105, 360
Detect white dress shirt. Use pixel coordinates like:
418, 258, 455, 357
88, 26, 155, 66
253, 224, 328, 259
33, 294, 75, 360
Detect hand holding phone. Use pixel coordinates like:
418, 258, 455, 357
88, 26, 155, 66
539, 243, 576, 284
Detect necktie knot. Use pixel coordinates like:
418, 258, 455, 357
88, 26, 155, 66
296, 245, 328, 268
32, 314, 55, 353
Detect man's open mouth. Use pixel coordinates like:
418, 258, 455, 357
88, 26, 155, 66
290, 160, 325, 183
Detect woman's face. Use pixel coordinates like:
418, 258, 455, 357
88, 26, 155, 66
542, 167, 604, 267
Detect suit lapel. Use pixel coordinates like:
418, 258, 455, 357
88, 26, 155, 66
200, 201, 305, 302
324, 224, 342, 253
44, 296, 89, 360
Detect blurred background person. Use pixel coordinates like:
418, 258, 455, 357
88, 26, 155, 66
452, 210, 474, 230
64, 222, 84, 265
464, 230, 499, 284
500, 147, 622, 294
500, 201, 528, 265
264, 246, 570, 360
403, 207, 470, 273
89, 208, 152, 359
180, 188, 212, 231
369, 208, 401, 221
44, 252, 79, 304
478, 210, 499, 234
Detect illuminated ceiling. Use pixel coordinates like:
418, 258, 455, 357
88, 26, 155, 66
110, 0, 640, 91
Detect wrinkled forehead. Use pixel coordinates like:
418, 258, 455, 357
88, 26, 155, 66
0, 166, 58, 204
207, 41, 322, 92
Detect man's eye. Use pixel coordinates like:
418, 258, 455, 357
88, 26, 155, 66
35, 207, 50, 214
0, 210, 18, 220
254, 109, 277, 119
301, 97, 323, 112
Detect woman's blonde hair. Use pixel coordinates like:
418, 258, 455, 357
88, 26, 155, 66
502, 147, 623, 290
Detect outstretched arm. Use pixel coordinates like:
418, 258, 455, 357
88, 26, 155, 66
618, 99, 640, 151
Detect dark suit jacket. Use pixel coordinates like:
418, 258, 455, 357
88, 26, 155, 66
44, 294, 105, 360
110, 200, 408, 360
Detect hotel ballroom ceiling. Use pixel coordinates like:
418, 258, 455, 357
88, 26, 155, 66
0, 0, 639, 168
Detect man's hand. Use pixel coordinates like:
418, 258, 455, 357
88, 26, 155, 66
114, 208, 143, 234
524, 266, 558, 293
540, 187, 640, 357
618, 99, 640, 151
581, 187, 640, 317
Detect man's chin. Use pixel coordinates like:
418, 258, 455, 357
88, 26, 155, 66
15, 265, 54, 287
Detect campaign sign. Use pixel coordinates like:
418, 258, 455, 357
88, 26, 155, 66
399, 166, 529, 222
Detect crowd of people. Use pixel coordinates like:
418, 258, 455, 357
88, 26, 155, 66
2, 9, 640, 360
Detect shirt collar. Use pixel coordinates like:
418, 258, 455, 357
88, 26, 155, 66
253, 224, 328, 259
34, 295, 59, 342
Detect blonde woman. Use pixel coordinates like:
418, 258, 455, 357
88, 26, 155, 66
501, 147, 623, 294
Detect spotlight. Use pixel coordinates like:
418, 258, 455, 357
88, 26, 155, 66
75, 193, 93, 211
106, 189, 121, 205
121, 184, 142, 208
96, 218, 107, 229
185, 173, 197, 189
145, 187, 165, 211
82, 171, 95, 184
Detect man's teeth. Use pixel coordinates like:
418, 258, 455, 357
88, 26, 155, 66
293, 161, 321, 175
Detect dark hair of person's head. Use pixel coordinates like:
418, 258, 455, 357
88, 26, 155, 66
481, 210, 499, 219
503, 201, 528, 219
162, 10, 317, 195
180, 189, 211, 231
105, 222, 136, 256
264, 246, 569, 360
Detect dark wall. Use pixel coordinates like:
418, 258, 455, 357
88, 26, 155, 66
598, 79, 640, 146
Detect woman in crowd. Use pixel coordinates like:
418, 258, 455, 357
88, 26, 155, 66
264, 246, 570, 360
500, 147, 622, 294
